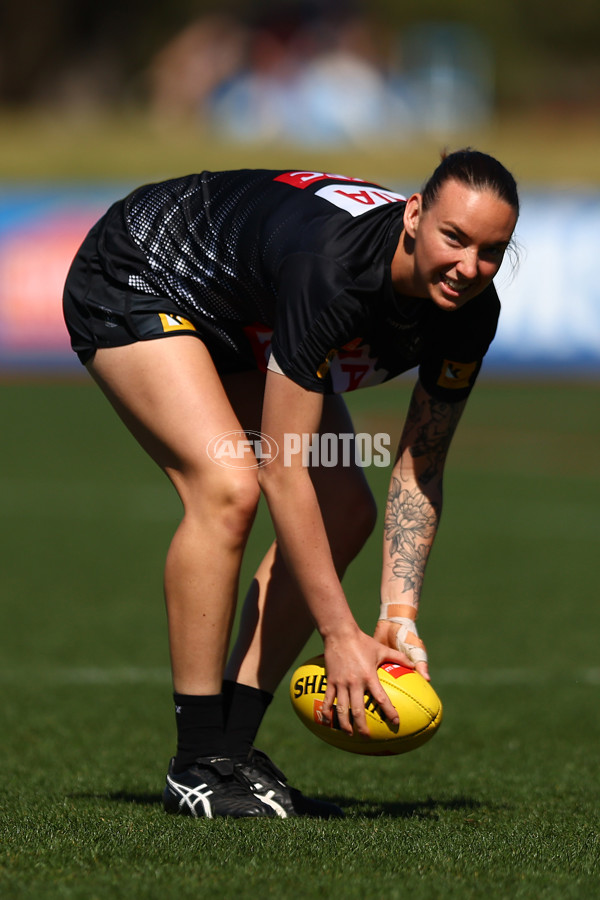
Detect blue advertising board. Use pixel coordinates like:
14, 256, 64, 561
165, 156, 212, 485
0, 183, 128, 371
489, 190, 600, 372
0, 183, 598, 374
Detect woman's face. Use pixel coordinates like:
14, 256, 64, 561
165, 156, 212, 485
403, 178, 518, 311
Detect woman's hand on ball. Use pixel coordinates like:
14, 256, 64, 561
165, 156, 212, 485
374, 619, 430, 682
320, 626, 414, 736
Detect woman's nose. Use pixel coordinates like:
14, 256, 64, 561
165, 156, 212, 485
456, 248, 478, 280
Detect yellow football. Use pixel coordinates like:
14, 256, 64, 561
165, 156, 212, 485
289, 654, 443, 756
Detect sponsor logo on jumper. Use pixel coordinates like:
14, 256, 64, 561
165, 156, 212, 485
316, 338, 390, 391
436, 359, 478, 390
274, 171, 372, 189
314, 185, 405, 217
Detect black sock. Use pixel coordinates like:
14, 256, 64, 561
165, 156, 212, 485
222, 680, 273, 760
172, 692, 225, 773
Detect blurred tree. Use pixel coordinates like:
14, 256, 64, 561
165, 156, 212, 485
0, 0, 598, 110
0, 0, 194, 106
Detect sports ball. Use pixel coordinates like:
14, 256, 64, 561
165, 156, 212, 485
289, 654, 442, 756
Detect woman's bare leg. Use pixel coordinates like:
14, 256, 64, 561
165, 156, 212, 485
87, 337, 265, 694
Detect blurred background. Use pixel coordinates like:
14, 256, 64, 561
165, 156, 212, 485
0, 0, 599, 372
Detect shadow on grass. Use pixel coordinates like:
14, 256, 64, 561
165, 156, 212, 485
69, 791, 162, 807
334, 795, 498, 819
70, 791, 496, 820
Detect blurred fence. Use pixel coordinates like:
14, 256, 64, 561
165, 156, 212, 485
0, 184, 126, 372
0, 182, 598, 375
491, 191, 600, 372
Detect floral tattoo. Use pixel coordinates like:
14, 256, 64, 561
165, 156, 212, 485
391, 542, 430, 594
384, 481, 437, 554
384, 479, 438, 593
383, 387, 466, 599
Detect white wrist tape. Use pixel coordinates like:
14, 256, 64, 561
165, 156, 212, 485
379, 606, 428, 665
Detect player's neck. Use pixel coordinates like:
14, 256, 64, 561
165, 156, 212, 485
390, 234, 425, 299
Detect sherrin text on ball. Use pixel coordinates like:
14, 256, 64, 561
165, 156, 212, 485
290, 655, 443, 756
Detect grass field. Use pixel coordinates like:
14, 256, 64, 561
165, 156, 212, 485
2, 110, 600, 187
1, 377, 599, 899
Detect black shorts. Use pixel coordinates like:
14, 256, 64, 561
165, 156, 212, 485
63, 220, 212, 366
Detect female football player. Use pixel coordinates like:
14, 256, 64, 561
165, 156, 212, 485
63, 149, 519, 819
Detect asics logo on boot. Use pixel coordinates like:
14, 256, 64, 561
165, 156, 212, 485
166, 774, 215, 818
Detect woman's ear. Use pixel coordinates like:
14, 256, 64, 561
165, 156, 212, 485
403, 193, 422, 239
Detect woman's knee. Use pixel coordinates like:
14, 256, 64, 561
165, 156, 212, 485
176, 464, 261, 545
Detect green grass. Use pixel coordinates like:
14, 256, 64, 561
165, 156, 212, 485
1, 378, 599, 899
1, 109, 600, 186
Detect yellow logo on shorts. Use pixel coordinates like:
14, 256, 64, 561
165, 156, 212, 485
436, 359, 477, 389
316, 348, 337, 379
158, 313, 197, 333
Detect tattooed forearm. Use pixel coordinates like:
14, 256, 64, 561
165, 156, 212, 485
398, 388, 466, 485
384, 478, 439, 552
391, 541, 429, 594
382, 383, 468, 603
383, 478, 439, 595
403, 390, 465, 455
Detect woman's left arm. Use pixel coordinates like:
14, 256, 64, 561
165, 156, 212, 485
374, 379, 468, 680
258, 367, 413, 736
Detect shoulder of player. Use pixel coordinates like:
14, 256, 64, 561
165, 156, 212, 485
270, 170, 407, 215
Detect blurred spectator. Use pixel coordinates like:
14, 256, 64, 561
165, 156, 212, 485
204, 4, 397, 145
146, 4, 493, 144
148, 15, 246, 125
280, 15, 392, 144
399, 23, 493, 134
